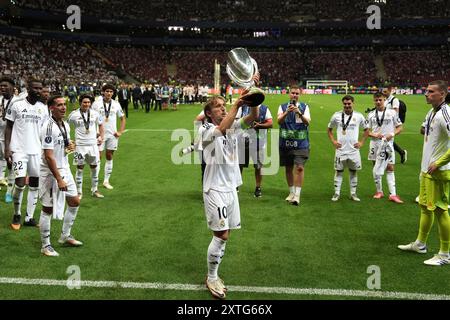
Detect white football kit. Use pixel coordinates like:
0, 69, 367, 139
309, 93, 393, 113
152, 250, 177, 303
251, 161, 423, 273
39, 119, 77, 207
198, 119, 245, 231
67, 108, 103, 166
366, 108, 402, 164
328, 111, 367, 171
6, 99, 48, 177
92, 97, 124, 151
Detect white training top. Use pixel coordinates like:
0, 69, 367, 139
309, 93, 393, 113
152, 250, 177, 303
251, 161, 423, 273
40, 118, 70, 172
384, 95, 399, 111
67, 108, 103, 146
366, 108, 402, 142
328, 111, 367, 156
198, 119, 244, 193
92, 97, 124, 137
0, 95, 24, 141
421, 103, 450, 173
6, 99, 48, 154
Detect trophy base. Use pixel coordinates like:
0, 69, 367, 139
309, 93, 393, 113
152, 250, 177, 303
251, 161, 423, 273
241, 87, 265, 107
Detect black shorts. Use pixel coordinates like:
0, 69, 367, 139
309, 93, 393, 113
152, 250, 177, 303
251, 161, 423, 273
280, 149, 310, 167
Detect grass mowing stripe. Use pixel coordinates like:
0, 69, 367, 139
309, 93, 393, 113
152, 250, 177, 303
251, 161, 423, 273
0, 277, 448, 300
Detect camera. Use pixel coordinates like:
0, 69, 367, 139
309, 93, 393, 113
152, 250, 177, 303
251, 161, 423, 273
290, 100, 296, 106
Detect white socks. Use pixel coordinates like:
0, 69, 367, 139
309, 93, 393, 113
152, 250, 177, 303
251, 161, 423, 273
334, 171, 343, 195
373, 172, 382, 193
13, 184, 25, 216
386, 171, 396, 196
104, 160, 113, 183
0, 159, 6, 179
207, 236, 227, 281
349, 170, 358, 195
76, 168, 83, 194
6, 170, 14, 195
39, 211, 52, 247
289, 186, 294, 194
25, 186, 39, 222
91, 166, 99, 192
62, 206, 79, 238
294, 187, 301, 197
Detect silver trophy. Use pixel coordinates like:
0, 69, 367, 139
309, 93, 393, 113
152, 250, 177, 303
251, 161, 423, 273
226, 47, 265, 107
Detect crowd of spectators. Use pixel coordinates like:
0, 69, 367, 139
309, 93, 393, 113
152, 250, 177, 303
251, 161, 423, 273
96, 46, 380, 86
14, 0, 449, 22
0, 34, 447, 89
383, 49, 450, 88
0, 35, 118, 88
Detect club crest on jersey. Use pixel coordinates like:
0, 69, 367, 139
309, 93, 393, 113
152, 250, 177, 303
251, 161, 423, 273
45, 136, 52, 143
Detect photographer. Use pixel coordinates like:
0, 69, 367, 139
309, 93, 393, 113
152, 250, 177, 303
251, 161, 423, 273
277, 85, 310, 206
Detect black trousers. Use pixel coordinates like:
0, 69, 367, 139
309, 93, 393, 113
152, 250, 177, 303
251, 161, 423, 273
120, 101, 129, 118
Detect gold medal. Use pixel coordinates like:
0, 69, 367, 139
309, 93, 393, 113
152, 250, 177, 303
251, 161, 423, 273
342, 130, 346, 135
105, 118, 109, 122
86, 129, 90, 134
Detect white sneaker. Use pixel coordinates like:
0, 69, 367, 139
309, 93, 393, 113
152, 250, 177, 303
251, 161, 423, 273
206, 278, 226, 299
424, 254, 450, 266
58, 235, 83, 247
41, 245, 59, 257
78, 193, 83, 200
415, 196, 419, 203
291, 194, 300, 206
285, 193, 295, 202
92, 190, 104, 198
398, 242, 427, 254
331, 194, 340, 201
103, 181, 114, 190
350, 194, 360, 202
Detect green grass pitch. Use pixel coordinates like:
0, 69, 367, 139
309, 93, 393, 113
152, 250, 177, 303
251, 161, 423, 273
0, 93, 448, 300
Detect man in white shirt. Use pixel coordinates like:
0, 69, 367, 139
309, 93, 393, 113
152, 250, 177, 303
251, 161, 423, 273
92, 84, 126, 190
5, 79, 48, 230
39, 95, 82, 257
0, 77, 22, 203
382, 85, 407, 164
199, 91, 258, 300
67, 94, 105, 199
398, 80, 450, 266
327, 95, 368, 202
366, 92, 403, 203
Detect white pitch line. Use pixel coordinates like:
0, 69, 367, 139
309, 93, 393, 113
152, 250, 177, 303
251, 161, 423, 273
0, 277, 448, 300
126, 128, 420, 135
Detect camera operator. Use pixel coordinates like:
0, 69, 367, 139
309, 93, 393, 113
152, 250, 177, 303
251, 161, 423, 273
277, 85, 311, 206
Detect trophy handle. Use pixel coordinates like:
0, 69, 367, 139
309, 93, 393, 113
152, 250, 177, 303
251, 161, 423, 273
250, 58, 258, 87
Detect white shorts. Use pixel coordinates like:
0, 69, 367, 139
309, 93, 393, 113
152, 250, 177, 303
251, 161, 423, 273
39, 168, 77, 207
368, 140, 395, 164
334, 152, 362, 171
73, 145, 100, 166
203, 189, 241, 231
99, 135, 118, 152
12, 152, 40, 178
